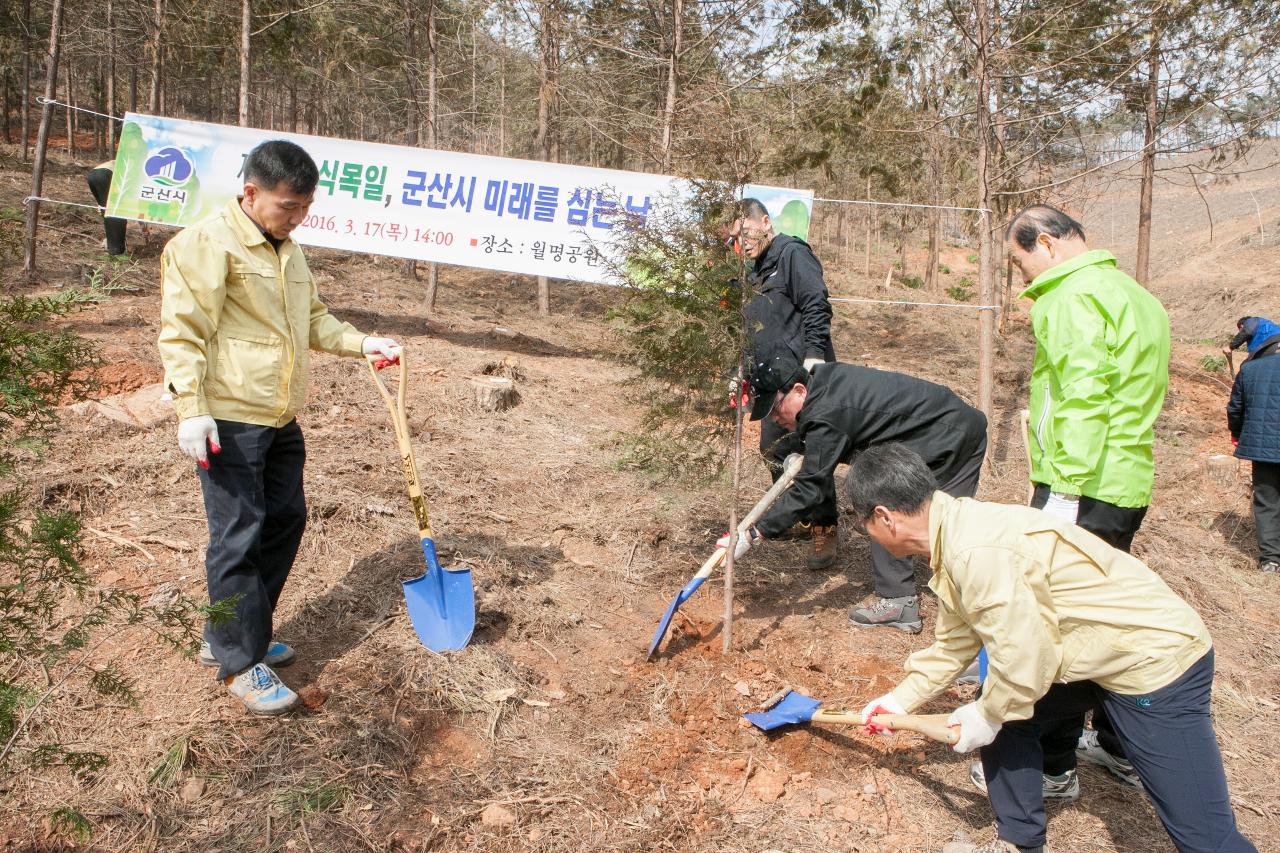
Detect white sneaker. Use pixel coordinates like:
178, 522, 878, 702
200, 640, 295, 668
969, 760, 1080, 802
225, 663, 298, 715
1076, 729, 1142, 788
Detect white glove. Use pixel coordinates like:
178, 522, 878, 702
802, 357, 823, 372
178, 415, 220, 469
1042, 491, 1080, 523
859, 692, 908, 734
716, 527, 762, 560
362, 336, 402, 364
947, 702, 1002, 753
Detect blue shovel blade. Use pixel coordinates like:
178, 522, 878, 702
646, 575, 707, 661
743, 691, 823, 731
403, 538, 475, 653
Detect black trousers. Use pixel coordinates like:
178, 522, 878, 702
1030, 484, 1146, 767
198, 419, 307, 680
86, 167, 127, 256
870, 438, 988, 598
1252, 460, 1280, 565
980, 651, 1255, 852
759, 417, 836, 526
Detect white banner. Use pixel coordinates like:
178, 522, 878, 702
106, 113, 813, 286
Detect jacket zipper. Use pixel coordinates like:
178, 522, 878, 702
1034, 380, 1050, 454
277, 247, 296, 425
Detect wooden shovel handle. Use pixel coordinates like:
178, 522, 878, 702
810, 709, 959, 745
366, 352, 433, 539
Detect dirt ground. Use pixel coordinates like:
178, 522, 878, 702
1, 143, 1278, 852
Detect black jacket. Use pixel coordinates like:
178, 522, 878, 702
756, 363, 987, 538
743, 234, 835, 365
1228, 344, 1280, 463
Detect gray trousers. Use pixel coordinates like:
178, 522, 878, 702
198, 419, 307, 680
1252, 460, 1280, 565
871, 439, 987, 598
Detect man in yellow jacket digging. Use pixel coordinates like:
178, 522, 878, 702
159, 140, 400, 715
850, 443, 1255, 853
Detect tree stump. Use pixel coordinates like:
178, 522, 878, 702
1206, 454, 1238, 489
471, 376, 519, 412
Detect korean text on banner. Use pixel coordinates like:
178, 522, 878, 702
106, 113, 814, 286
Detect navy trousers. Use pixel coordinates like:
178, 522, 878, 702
980, 650, 1255, 852
86, 167, 127, 255
197, 419, 307, 680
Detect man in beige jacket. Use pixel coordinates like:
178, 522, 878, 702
849, 444, 1254, 853
159, 140, 400, 715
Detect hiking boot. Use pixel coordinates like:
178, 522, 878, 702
773, 521, 811, 541
942, 839, 1042, 853
969, 760, 1079, 803
1077, 729, 1142, 788
806, 524, 838, 570
1261, 560, 1280, 574
942, 840, 1041, 853
225, 663, 298, 715
848, 596, 922, 633
200, 640, 295, 668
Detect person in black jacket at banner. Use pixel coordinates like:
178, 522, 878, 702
728, 198, 837, 570
1228, 332, 1280, 574
717, 353, 988, 631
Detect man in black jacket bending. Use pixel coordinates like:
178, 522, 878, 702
722, 354, 987, 631
729, 198, 837, 570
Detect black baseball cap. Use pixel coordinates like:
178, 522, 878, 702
747, 353, 807, 421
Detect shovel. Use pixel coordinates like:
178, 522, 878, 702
743, 690, 958, 744
646, 453, 804, 661
366, 352, 475, 653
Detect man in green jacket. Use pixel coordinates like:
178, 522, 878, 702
160, 140, 400, 715
990, 203, 1169, 802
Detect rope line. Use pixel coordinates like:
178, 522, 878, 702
36, 96, 124, 123
830, 296, 1000, 311
24, 195, 106, 212
814, 197, 991, 214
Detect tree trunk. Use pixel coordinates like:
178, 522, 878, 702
1134, 38, 1159, 286
64, 61, 74, 157
536, 0, 560, 317
3, 68, 11, 144
148, 0, 164, 113
660, 0, 682, 173
23, 0, 66, 277
238, 0, 251, 126
863, 175, 872, 277
129, 63, 137, 112
402, 1, 419, 145
106, 0, 116, 149
422, 0, 442, 315
20, 0, 32, 161
974, 0, 996, 421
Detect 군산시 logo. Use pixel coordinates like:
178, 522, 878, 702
143, 146, 194, 185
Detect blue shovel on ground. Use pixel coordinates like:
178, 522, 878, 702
743, 689, 959, 744
367, 352, 475, 652
646, 453, 804, 661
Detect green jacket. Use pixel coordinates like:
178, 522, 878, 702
1021, 250, 1169, 508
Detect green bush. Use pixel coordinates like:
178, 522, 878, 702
0, 278, 227, 814
605, 184, 746, 480
938, 263, 951, 274
1199, 355, 1227, 374
900, 274, 924, 289
947, 285, 974, 302
958, 276, 975, 288
966, 253, 978, 264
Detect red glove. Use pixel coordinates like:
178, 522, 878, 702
1231, 437, 1239, 447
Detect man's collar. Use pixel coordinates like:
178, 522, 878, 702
226, 198, 271, 248
927, 490, 953, 572
1019, 249, 1116, 300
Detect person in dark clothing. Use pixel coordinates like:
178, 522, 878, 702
1223, 316, 1280, 366
728, 198, 837, 570
1228, 334, 1280, 573
717, 353, 987, 632
86, 160, 129, 256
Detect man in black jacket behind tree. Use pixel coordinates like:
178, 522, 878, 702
718, 354, 987, 631
728, 198, 838, 570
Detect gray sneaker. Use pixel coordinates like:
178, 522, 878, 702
969, 760, 1080, 802
1076, 729, 1142, 788
225, 663, 299, 715
849, 596, 922, 633
1261, 560, 1280, 574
